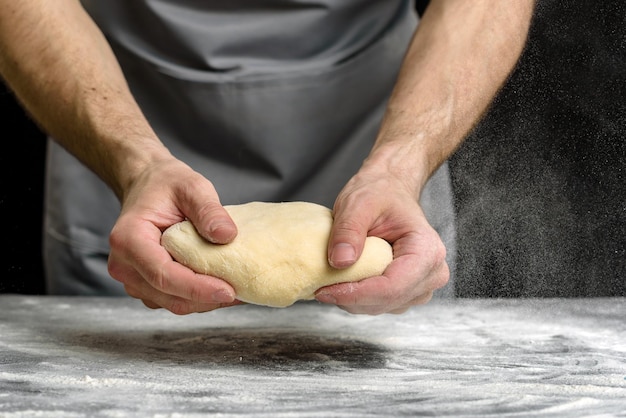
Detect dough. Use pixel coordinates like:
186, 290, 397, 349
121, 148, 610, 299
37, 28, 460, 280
161, 201, 393, 307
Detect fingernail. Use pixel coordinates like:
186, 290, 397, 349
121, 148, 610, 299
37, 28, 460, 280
330, 243, 356, 268
212, 289, 234, 303
208, 221, 236, 244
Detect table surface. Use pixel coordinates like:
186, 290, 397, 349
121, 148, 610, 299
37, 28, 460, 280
1, 295, 625, 417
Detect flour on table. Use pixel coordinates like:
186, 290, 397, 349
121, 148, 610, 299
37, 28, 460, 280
161, 201, 393, 307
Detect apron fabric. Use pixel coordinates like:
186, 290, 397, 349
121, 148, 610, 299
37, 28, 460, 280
44, 0, 456, 298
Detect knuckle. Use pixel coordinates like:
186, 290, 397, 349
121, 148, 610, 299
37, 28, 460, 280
195, 200, 223, 222
141, 300, 161, 310
107, 261, 124, 283
433, 241, 448, 266
149, 267, 170, 293
333, 217, 362, 234
426, 240, 450, 290
187, 282, 205, 304
108, 222, 132, 253
108, 227, 123, 248
124, 285, 141, 299
167, 298, 191, 316
434, 263, 451, 290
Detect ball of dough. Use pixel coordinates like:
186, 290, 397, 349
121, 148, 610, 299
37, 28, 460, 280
161, 201, 393, 308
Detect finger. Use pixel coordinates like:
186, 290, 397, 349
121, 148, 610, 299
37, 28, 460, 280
192, 200, 238, 244
176, 179, 237, 244
348, 291, 433, 316
388, 291, 434, 314
110, 221, 237, 304
148, 256, 237, 304
316, 250, 449, 311
124, 279, 241, 315
387, 306, 411, 315
330, 289, 434, 316
123, 284, 162, 310
328, 201, 372, 269
316, 274, 401, 311
141, 299, 160, 310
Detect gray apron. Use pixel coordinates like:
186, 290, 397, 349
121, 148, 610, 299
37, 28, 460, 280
44, 0, 456, 298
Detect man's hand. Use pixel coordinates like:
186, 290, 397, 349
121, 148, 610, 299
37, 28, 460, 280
107, 158, 242, 315
316, 167, 449, 315
316, 0, 535, 315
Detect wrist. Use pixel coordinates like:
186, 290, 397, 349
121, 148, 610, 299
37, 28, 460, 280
109, 139, 174, 201
361, 140, 431, 199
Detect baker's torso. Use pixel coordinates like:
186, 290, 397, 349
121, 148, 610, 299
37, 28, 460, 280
80, 0, 412, 76
44, 1, 455, 297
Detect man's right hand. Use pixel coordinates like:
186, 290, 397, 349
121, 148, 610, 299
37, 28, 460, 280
107, 157, 242, 315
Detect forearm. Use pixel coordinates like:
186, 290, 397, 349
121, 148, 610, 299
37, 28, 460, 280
367, 0, 535, 194
0, 0, 171, 200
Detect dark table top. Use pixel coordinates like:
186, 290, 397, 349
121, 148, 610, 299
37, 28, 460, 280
1, 295, 625, 417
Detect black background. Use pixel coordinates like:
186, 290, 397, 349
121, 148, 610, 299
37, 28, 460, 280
1, 0, 624, 296
451, 0, 625, 297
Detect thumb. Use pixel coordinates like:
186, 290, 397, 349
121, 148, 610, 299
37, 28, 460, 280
192, 201, 238, 244
328, 207, 369, 269
179, 181, 237, 245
